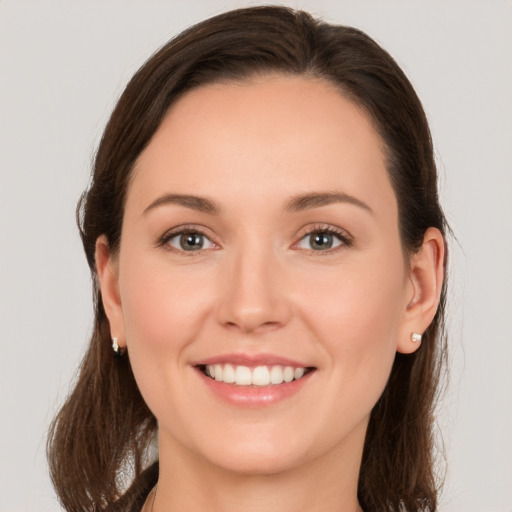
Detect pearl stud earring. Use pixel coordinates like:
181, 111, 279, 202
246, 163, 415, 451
411, 332, 422, 343
112, 337, 124, 356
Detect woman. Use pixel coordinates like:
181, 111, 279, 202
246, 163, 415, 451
47, 6, 447, 512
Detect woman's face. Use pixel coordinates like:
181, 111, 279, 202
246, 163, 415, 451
102, 75, 420, 474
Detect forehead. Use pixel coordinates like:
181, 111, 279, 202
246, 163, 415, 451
129, 74, 395, 218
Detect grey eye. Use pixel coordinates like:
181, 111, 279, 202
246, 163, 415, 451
168, 232, 214, 251
310, 233, 334, 250
297, 231, 343, 251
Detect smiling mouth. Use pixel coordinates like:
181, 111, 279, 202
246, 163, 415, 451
198, 364, 314, 386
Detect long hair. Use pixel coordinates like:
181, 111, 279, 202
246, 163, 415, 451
47, 6, 447, 511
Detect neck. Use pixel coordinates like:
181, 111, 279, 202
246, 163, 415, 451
151, 427, 364, 512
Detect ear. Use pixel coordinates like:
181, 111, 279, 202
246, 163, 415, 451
397, 227, 445, 354
95, 235, 125, 349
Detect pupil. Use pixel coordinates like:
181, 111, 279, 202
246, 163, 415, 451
311, 233, 332, 250
181, 233, 203, 250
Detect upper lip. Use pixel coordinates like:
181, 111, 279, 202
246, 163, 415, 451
192, 353, 313, 368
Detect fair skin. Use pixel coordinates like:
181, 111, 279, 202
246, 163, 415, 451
96, 75, 444, 512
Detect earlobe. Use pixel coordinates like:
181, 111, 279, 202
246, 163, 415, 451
95, 235, 126, 350
397, 227, 445, 354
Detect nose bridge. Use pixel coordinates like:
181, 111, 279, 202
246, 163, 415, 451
217, 236, 290, 332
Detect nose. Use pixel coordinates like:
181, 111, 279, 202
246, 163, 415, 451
216, 245, 292, 334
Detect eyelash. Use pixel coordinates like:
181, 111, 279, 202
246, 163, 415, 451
157, 225, 217, 255
295, 224, 353, 254
157, 224, 353, 255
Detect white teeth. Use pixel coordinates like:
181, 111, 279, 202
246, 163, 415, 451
204, 363, 308, 386
283, 366, 294, 383
270, 365, 284, 384
252, 366, 270, 386
223, 363, 235, 383
235, 366, 252, 385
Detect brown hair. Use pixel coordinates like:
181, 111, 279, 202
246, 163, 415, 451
47, 6, 447, 512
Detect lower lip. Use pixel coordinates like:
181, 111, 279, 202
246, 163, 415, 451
197, 369, 314, 407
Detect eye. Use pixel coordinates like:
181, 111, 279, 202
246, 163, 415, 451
165, 230, 216, 252
295, 227, 351, 252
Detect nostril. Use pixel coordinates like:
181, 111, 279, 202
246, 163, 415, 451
230, 320, 283, 334
215, 264, 292, 332
221, 309, 285, 333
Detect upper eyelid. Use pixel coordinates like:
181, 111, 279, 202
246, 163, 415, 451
292, 224, 354, 251
297, 223, 352, 240
156, 223, 353, 248
157, 225, 217, 248
160, 224, 212, 239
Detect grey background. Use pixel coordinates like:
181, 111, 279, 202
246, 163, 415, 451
1, 1, 511, 511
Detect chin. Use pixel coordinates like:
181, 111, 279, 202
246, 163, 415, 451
206, 445, 306, 476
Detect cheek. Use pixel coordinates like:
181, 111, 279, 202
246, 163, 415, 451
119, 252, 211, 345
299, 252, 406, 385
116, 251, 214, 402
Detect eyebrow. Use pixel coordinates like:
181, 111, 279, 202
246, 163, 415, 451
142, 191, 373, 216
143, 194, 220, 215
285, 191, 373, 214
